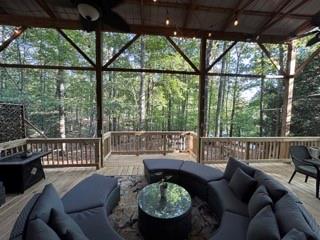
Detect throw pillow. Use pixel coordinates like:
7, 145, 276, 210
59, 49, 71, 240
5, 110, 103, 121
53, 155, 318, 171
49, 208, 88, 239
228, 168, 257, 202
248, 185, 273, 218
26, 218, 60, 240
247, 205, 280, 240
282, 228, 307, 240
224, 157, 255, 181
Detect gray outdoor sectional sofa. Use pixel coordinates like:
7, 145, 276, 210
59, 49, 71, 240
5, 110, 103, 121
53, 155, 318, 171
143, 157, 320, 240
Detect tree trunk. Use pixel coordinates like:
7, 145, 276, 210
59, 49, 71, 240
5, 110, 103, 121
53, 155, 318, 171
259, 50, 265, 137
204, 40, 213, 136
56, 69, 66, 139
138, 37, 146, 130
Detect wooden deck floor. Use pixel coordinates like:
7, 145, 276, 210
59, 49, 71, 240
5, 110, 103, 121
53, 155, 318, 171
0, 153, 319, 240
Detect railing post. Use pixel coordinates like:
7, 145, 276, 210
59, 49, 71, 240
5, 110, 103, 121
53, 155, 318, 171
95, 139, 101, 170
100, 137, 104, 168
199, 138, 204, 164
163, 134, 167, 155
245, 142, 250, 160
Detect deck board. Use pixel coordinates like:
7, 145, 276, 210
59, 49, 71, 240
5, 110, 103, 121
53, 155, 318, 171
0, 153, 319, 240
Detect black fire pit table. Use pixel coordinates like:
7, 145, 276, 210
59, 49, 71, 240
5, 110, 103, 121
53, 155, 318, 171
138, 182, 192, 240
0, 151, 49, 193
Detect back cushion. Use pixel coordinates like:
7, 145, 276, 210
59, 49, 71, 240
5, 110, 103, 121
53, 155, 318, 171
224, 157, 256, 181
29, 184, 64, 223
26, 218, 60, 240
281, 228, 307, 240
248, 185, 273, 219
275, 194, 317, 239
254, 170, 287, 201
247, 205, 280, 240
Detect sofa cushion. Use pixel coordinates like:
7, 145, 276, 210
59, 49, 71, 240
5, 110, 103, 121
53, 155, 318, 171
65, 230, 89, 240
180, 161, 223, 182
297, 203, 320, 239
229, 168, 257, 202
62, 174, 118, 213
26, 218, 60, 240
143, 159, 184, 172
282, 228, 307, 240
248, 185, 273, 218
209, 211, 249, 240
49, 209, 88, 239
247, 205, 280, 240
224, 157, 255, 181
275, 194, 318, 239
29, 184, 64, 223
254, 170, 287, 201
208, 179, 248, 218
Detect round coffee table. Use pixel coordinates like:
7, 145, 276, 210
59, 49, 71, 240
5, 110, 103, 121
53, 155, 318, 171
138, 182, 192, 240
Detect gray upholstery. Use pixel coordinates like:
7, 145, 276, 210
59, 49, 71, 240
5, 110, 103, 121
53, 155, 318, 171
248, 185, 273, 219
275, 193, 319, 239
228, 168, 257, 202
180, 161, 223, 182
297, 203, 320, 238
29, 184, 64, 223
208, 179, 248, 219
224, 157, 255, 181
69, 206, 122, 240
62, 174, 118, 213
247, 205, 280, 240
26, 219, 60, 240
297, 165, 318, 178
49, 209, 88, 239
282, 229, 307, 240
209, 211, 249, 240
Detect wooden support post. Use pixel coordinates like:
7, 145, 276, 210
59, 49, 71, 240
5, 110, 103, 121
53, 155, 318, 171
281, 42, 296, 136
198, 37, 207, 162
96, 29, 103, 138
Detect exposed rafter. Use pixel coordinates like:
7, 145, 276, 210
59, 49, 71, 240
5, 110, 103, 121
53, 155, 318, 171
166, 37, 199, 73
182, 0, 194, 29
290, 9, 320, 38
103, 34, 140, 69
34, 0, 56, 18
140, 0, 145, 25
0, 26, 26, 53
295, 46, 320, 78
206, 41, 237, 73
0, 63, 95, 71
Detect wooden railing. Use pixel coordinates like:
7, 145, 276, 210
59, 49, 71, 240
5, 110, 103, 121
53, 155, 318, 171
187, 132, 198, 158
27, 138, 101, 168
200, 137, 320, 163
102, 132, 112, 163
110, 131, 189, 155
0, 138, 27, 158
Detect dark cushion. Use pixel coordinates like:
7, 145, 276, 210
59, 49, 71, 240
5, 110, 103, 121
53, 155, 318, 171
224, 157, 255, 181
248, 185, 273, 218
143, 159, 184, 172
297, 203, 320, 239
26, 218, 60, 240
247, 205, 280, 240
62, 174, 118, 213
209, 211, 249, 240
282, 228, 307, 240
29, 184, 64, 223
254, 170, 287, 201
69, 206, 123, 240
180, 161, 223, 182
49, 209, 88, 239
208, 179, 248, 218
275, 194, 318, 239
228, 168, 257, 202
65, 230, 89, 240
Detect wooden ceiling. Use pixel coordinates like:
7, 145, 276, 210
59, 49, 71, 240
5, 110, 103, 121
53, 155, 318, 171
0, 0, 319, 43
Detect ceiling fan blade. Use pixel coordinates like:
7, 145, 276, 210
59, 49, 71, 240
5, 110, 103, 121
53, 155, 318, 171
102, 10, 130, 32
306, 33, 320, 46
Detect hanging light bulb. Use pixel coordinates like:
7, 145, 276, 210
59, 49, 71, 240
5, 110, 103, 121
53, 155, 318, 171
208, 32, 212, 37
234, 16, 239, 26
153, 0, 157, 2
174, 31, 177, 36
165, 17, 170, 26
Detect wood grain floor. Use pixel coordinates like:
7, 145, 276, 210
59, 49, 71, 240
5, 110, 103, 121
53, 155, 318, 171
0, 153, 319, 240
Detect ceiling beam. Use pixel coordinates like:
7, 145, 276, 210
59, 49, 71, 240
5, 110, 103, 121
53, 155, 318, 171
0, 63, 95, 71
206, 41, 237, 73
140, 0, 145, 25
34, 0, 56, 18
295, 46, 320, 78
0, 26, 27, 53
182, 0, 194, 29
166, 36, 199, 73
290, 9, 320, 38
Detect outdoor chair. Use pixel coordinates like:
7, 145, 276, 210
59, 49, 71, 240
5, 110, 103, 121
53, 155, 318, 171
289, 145, 320, 198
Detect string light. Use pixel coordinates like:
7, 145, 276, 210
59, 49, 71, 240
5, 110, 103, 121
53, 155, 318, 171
174, 31, 177, 36
234, 17, 239, 26
165, 17, 170, 26
208, 32, 212, 37
153, 0, 157, 2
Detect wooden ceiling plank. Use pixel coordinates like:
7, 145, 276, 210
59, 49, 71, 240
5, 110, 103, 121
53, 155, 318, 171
206, 41, 237, 73
290, 10, 320, 38
103, 34, 140, 69
166, 36, 199, 73
182, 0, 193, 29
0, 26, 27, 53
34, 0, 57, 18
295, 46, 320, 78
140, 0, 145, 25
258, 42, 286, 76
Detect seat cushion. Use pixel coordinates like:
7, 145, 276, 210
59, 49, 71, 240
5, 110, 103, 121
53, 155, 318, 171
254, 170, 287, 201
65, 230, 89, 240
228, 168, 257, 202
143, 159, 184, 172
69, 206, 123, 240
26, 218, 60, 240
247, 205, 280, 240
282, 229, 307, 240
62, 174, 118, 213
209, 211, 249, 240
297, 165, 317, 178
29, 184, 64, 223
297, 203, 320, 239
208, 179, 248, 219
224, 157, 256, 181
248, 185, 273, 219
49, 209, 88, 239
275, 193, 318, 239
180, 161, 223, 182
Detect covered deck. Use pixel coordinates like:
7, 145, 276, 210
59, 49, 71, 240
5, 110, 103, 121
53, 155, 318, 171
0, 153, 319, 240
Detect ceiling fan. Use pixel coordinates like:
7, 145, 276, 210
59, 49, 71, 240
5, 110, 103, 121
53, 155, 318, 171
68, 0, 130, 32
306, 13, 320, 46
